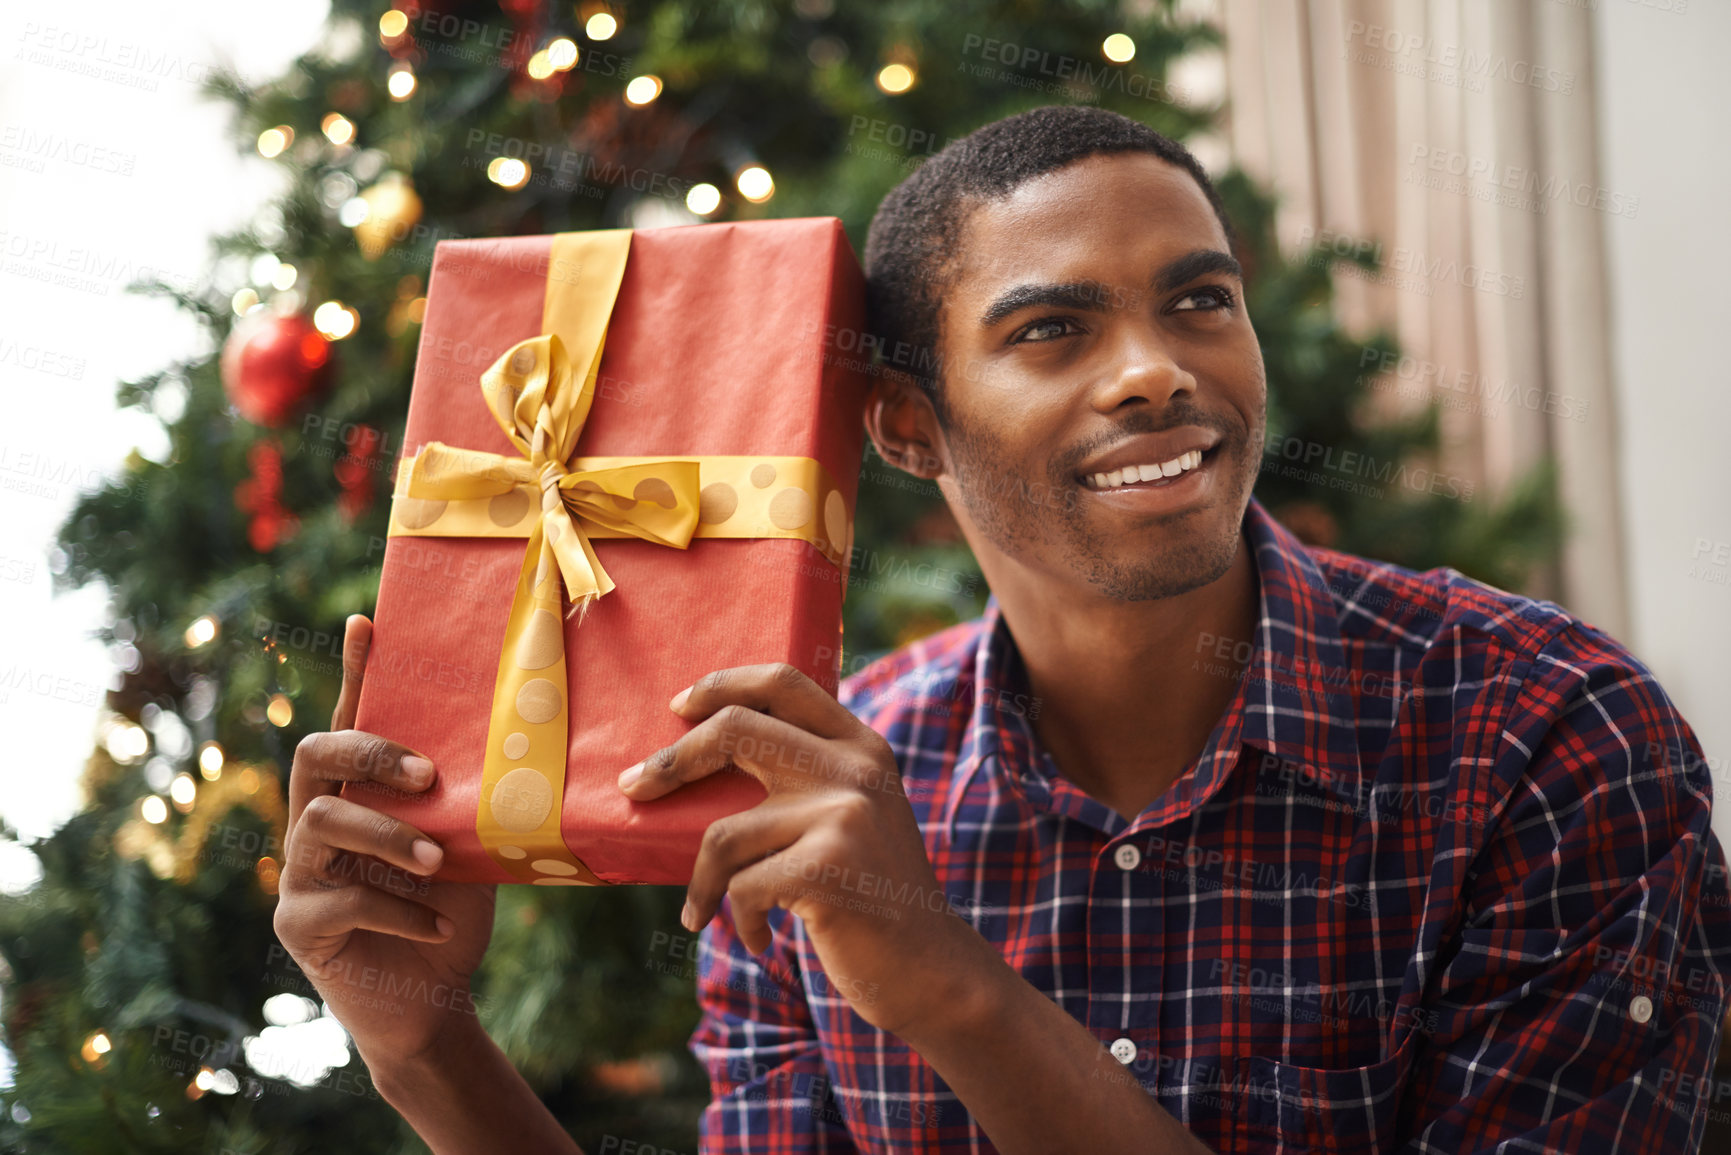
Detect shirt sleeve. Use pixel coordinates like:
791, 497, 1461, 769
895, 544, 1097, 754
689, 895, 859, 1154
1398, 624, 1731, 1153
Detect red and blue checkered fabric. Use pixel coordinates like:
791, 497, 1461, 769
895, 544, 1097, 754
690, 498, 1731, 1153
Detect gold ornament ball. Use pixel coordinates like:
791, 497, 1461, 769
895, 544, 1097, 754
353, 172, 423, 260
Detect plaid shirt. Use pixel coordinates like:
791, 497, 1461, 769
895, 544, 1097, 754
690, 498, 1731, 1153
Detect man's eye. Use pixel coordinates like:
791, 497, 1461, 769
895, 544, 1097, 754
1172, 285, 1236, 312
1012, 317, 1081, 343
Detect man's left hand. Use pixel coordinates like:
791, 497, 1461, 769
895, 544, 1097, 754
618, 662, 993, 1040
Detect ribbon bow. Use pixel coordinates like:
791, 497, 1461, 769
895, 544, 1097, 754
400, 332, 703, 622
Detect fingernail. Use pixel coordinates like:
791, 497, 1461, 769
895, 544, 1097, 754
618, 762, 643, 791
669, 686, 691, 711
435, 915, 454, 937
411, 839, 444, 870
680, 900, 695, 931
400, 755, 435, 786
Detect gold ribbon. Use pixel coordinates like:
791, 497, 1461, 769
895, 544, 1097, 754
384, 230, 852, 884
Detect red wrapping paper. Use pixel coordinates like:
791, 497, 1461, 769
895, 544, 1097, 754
349, 218, 869, 884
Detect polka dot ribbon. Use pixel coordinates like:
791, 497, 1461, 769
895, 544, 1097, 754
384, 229, 853, 884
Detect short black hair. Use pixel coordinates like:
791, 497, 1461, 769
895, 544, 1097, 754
862, 105, 1235, 423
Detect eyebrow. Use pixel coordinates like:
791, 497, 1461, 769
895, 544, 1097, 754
976, 248, 1244, 328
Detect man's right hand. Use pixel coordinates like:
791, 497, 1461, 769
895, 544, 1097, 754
273, 613, 498, 1070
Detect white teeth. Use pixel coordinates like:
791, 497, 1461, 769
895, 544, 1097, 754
1084, 449, 1208, 489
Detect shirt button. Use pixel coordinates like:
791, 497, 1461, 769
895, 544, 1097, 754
1109, 1037, 1138, 1065
1630, 995, 1654, 1024
1113, 843, 1142, 871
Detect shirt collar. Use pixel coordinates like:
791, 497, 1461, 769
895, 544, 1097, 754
942, 498, 1363, 841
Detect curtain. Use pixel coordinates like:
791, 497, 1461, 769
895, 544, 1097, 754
1180, 0, 1630, 637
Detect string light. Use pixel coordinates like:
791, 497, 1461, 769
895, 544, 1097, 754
487, 156, 531, 189
270, 263, 297, 291
170, 773, 197, 809
526, 49, 555, 80
313, 300, 359, 340
198, 741, 224, 777
141, 795, 169, 824
624, 75, 662, 105
320, 113, 356, 147
378, 10, 409, 41
239, 768, 261, 795
185, 614, 219, 647
876, 63, 915, 94
547, 38, 579, 71
81, 1032, 112, 1065
685, 183, 721, 216
585, 12, 618, 39
106, 720, 149, 764
387, 64, 416, 100
266, 694, 293, 728
257, 856, 281, 895
735, 166, 775, 203
256, 126, 294, 158
1102, 33, 1136, 63
230, 289, 260, 317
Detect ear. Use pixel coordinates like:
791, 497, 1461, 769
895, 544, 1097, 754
864, 369, 947, 480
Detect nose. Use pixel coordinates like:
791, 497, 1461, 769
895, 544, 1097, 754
1091, 322, 1197, 412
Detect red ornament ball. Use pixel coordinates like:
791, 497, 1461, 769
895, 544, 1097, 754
220, 312, 333, 427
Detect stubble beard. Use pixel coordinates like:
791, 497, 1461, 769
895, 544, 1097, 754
942, 409, 1261, 603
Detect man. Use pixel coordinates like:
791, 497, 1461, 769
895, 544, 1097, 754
274, 106, 1731, 1153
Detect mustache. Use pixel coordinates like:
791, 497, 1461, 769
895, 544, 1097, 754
1058, 404, 1244, 476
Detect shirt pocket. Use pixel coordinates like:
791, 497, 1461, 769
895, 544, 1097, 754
1234, 1034, 1417, 1154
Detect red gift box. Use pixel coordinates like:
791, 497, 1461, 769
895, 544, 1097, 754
350, 218, 870, 885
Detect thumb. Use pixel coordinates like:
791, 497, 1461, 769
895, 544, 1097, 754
331, 614, 373, 731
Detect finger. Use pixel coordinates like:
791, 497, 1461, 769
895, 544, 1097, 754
331, 614, 372, 732
683, 797, 816, 937
717, 851, 807, 956
670, 663, 859, 742
286, 794, 444, 883
273, 880, 455, 959
622, 703, 835, 801
288, 729, 435, 831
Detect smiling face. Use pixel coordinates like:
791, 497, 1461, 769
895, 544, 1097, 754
918, 151, 1267, 602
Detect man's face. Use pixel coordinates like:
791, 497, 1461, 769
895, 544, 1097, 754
929, 151, 1266, 601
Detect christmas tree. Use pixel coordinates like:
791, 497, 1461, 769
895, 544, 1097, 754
3, 1, 1563, 1150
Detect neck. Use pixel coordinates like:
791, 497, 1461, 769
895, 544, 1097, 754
983, 529, 1259, 823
